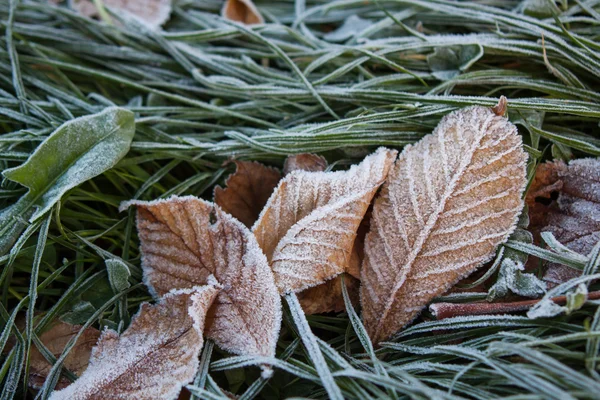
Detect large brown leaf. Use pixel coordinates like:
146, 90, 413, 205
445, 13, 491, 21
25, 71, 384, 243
121, 196, 281, 358
29, 322, 100, 390
361, 106, 527, 344
214, 161, 281, 228
49, 286, 218, 400
253, 147, 397, 296
73, 0, 172, 28
528, 158, 600, 285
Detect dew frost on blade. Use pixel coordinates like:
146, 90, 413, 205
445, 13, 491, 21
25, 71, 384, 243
253, 148, 397, 298
49, 286, 218, 400
361, 106, 527, 344
120, 196, 281, 358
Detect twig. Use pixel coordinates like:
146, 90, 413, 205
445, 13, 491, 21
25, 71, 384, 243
430, 290, 600, 320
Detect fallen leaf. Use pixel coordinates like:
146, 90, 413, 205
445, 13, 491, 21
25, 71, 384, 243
121, 196, 281, 358
221, 0, 264, 25
361, 105, 527, 343
529, 158, 600, 285
50, 286, 218, 400
29, 322, 100, 390
73, 0, 172, 28
296, 274, 360, 314
214, 161, 281, 228
253, 147, 397, 297
283, 153, 328, 175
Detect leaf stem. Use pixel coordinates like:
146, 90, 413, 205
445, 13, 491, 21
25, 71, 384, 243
430, 290, 600, 320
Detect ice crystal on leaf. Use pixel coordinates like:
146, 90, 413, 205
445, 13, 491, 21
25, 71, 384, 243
361, 105, 527, 344
283, 153, 328, 175
252, 148, 397, 299
73, 0, 172, 28
120, 196, 281, 359
49, 286, 218, 400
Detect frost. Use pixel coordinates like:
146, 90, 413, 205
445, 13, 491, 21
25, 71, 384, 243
221, 0, 264, 25
121, 196, 282, 359
527, 284, 588, 319
488, 259, 546, 300
252, 148, 397, 299
283, 153, 328, 175
49, 286, 218, 400
361, 105, 528, 344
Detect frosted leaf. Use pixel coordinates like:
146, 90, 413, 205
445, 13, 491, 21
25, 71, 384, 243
214, 161, 281, 228
297, 274, 361, 314
487, 259, 546, 300
29, 322, 100, 390
49, 286, 218, 400
361, 105, 528, 344
527, 158, 600, 285
283, 153, 328, 175
72, 0, 172, 28
527, 284, 588, 319
121, 196, 281, 358
253, 148, 397, 297
221, 0, 264, 25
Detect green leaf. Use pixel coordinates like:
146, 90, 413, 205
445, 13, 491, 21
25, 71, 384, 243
106, 258, 131, 293
0, 107, 135, 253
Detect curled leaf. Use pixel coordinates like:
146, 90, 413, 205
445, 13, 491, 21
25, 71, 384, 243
50, 286, 218, 400
361, 106, 527, 343
30, 322, 100, 390
253, 148, 397, 297
214, 161, 281, 228
73, 0, 172, 28
529, 158, 600, 285
121, 196, 281, 358
221, 0, 264, 25
283, 153, 328, 175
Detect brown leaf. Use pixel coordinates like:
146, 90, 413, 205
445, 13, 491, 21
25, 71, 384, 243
530, 159, 600, 285
29, 322, 100, 390
121, 196, 281, 358
73, 0, 171, 28
283, 154, 328, 175
296, 274, 360, 314
253, 148, 397, 297
214, 161, 281, 228
361, 106, 527, 344
49, 286, 218, 400
221, 0, 264, 25
526, 160, 565, 237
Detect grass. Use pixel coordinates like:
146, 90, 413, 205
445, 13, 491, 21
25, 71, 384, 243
0, 0, 600, 398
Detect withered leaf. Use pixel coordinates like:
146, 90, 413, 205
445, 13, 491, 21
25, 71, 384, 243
221, 0, 264, 25
253, 147, 397, 297
283, 153, 328, 175
29, 322, 100, 390
529, 158, 600, 285
361, 106, 527, 344
214, 161, 281, 228
121, 196, 281, 358
50, 286, 218, 400
73, 0, 172, 28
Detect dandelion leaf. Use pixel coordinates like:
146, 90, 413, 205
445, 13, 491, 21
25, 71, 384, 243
121, 196, 281, 358
49, 286, 218, 400
214, 161, 281, 228
361, 105, 527, 344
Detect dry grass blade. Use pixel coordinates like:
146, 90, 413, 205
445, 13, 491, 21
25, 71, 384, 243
49, 286, 218, 400
253, 148, 397, 299
214, 161, 281, 228
29, 322, 100, 390
121, 196, 281, 358
221, 0, 264, 25
361, 104, 527, 344
73, 0, 172, 28
283, 154, 328, 175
